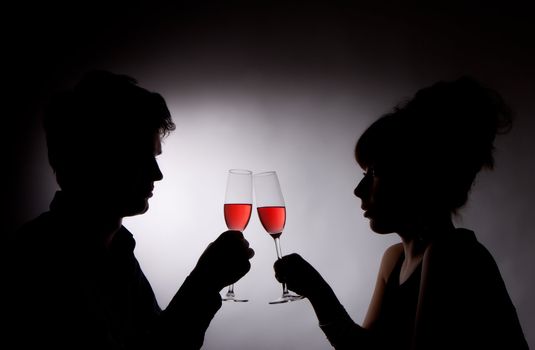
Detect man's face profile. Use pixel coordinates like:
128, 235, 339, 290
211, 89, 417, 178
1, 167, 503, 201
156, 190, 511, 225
71, 130, 164, 218
103, 131, 163, 218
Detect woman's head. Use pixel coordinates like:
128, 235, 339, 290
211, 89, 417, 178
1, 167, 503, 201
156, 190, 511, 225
354, 76, 512, 233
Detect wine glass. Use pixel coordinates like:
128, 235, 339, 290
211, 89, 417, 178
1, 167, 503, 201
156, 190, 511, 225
254, 171, 304, 304
222, 169, 253, 302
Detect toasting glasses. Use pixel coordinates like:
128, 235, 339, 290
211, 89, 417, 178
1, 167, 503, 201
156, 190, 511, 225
254, 171, 304, 304
221, 169, 253, 302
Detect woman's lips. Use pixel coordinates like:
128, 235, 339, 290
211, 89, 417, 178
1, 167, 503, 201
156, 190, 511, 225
362, 206, 371, 218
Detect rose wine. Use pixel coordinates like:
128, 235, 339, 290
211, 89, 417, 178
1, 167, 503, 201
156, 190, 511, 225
257, 206, 286, 238
224, 203, 252, 231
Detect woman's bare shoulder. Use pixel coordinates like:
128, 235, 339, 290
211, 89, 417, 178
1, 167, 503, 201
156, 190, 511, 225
379, 243, 404, 282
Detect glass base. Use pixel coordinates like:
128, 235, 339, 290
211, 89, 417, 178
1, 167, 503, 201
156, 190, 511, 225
222, 291, 248, 302
269, 293, 305, 304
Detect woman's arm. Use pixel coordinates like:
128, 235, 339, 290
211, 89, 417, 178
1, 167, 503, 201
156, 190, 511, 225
363, 243, 404, 329
275, 244, 403, 349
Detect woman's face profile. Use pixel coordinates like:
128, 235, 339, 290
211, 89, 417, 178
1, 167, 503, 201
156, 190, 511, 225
354, 162, 416, 235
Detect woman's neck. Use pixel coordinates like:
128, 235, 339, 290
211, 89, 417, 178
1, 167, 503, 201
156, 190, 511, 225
398, 213, 455, 259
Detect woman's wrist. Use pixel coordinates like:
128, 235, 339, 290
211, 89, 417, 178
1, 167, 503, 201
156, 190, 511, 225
307, 284, 350, 326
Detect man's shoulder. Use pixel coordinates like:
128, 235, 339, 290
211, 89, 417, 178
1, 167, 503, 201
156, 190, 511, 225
8, 211, 58, 253
11, 211, 52, 235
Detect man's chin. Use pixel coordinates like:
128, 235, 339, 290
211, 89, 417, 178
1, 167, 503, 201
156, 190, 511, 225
122, 200, 150, 217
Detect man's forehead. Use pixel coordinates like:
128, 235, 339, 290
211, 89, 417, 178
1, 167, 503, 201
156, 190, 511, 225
154, 135, 162, 155
113, 131, 162, 154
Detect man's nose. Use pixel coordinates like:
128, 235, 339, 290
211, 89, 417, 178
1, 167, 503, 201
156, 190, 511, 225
152, 159, 163, 181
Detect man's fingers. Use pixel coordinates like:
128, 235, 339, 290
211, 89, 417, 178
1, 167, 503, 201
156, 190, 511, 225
217, 231, 254, 258
220, 230, 244, 240
247, 247, 255, 259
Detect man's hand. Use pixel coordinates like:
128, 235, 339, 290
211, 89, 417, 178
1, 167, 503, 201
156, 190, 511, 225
190, 230, 254, 293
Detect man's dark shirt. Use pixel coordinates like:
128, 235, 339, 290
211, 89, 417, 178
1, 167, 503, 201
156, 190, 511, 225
3, 191, 222, 349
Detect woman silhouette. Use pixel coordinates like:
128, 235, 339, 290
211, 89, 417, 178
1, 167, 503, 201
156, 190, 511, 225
275, 77, 529, 349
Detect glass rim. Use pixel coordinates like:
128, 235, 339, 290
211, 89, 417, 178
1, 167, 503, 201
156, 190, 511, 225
254, 171, 277, 177
228, 168, 252, 175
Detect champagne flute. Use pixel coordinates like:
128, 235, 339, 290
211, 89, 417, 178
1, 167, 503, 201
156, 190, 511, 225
222, 169, 253, 302
254, 171, 304, 304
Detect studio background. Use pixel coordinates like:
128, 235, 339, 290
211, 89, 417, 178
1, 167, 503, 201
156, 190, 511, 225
4, 2, 534, 349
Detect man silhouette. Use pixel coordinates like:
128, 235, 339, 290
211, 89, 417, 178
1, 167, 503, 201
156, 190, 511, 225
4, 70, 254, 349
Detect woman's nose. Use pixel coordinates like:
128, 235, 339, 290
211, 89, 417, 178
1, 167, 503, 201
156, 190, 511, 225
354, 176, 368, 199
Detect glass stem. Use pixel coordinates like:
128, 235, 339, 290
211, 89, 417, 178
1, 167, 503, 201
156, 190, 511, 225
273, 236, 283, 259
227, 283, 235, 295
273, 236, 290, 295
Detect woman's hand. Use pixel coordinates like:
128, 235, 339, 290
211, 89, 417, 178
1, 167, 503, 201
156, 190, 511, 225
274, 253, 329, 299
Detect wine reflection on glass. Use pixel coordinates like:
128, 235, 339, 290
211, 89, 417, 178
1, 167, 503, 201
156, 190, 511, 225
222, 169, 253, 302
254, 171, 304, 304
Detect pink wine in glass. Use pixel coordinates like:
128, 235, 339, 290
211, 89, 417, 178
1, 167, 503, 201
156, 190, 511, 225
257, 206, 286, 239
224, 203, 252, 231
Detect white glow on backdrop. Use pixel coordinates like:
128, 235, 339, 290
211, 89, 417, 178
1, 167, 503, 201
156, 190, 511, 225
20, 62, 533, 350
122, 87, 402, 349
20, 71, 534, 349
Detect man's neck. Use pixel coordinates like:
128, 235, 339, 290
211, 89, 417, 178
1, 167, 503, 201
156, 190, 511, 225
51, 190, 123, 249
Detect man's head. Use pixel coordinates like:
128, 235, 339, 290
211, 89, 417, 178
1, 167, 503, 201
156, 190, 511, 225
43, 70, 175, 217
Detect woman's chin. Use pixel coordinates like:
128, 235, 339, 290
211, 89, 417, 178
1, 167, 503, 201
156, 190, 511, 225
369, 220, 395, 234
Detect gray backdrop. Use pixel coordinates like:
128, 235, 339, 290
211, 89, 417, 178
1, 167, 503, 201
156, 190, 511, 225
5, 2, 534, 349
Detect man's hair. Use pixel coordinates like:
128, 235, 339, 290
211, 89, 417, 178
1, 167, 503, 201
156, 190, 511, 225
43, 70, 175, 186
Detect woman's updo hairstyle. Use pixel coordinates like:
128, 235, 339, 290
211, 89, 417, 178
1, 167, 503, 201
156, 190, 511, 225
355, 76, 512, 212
